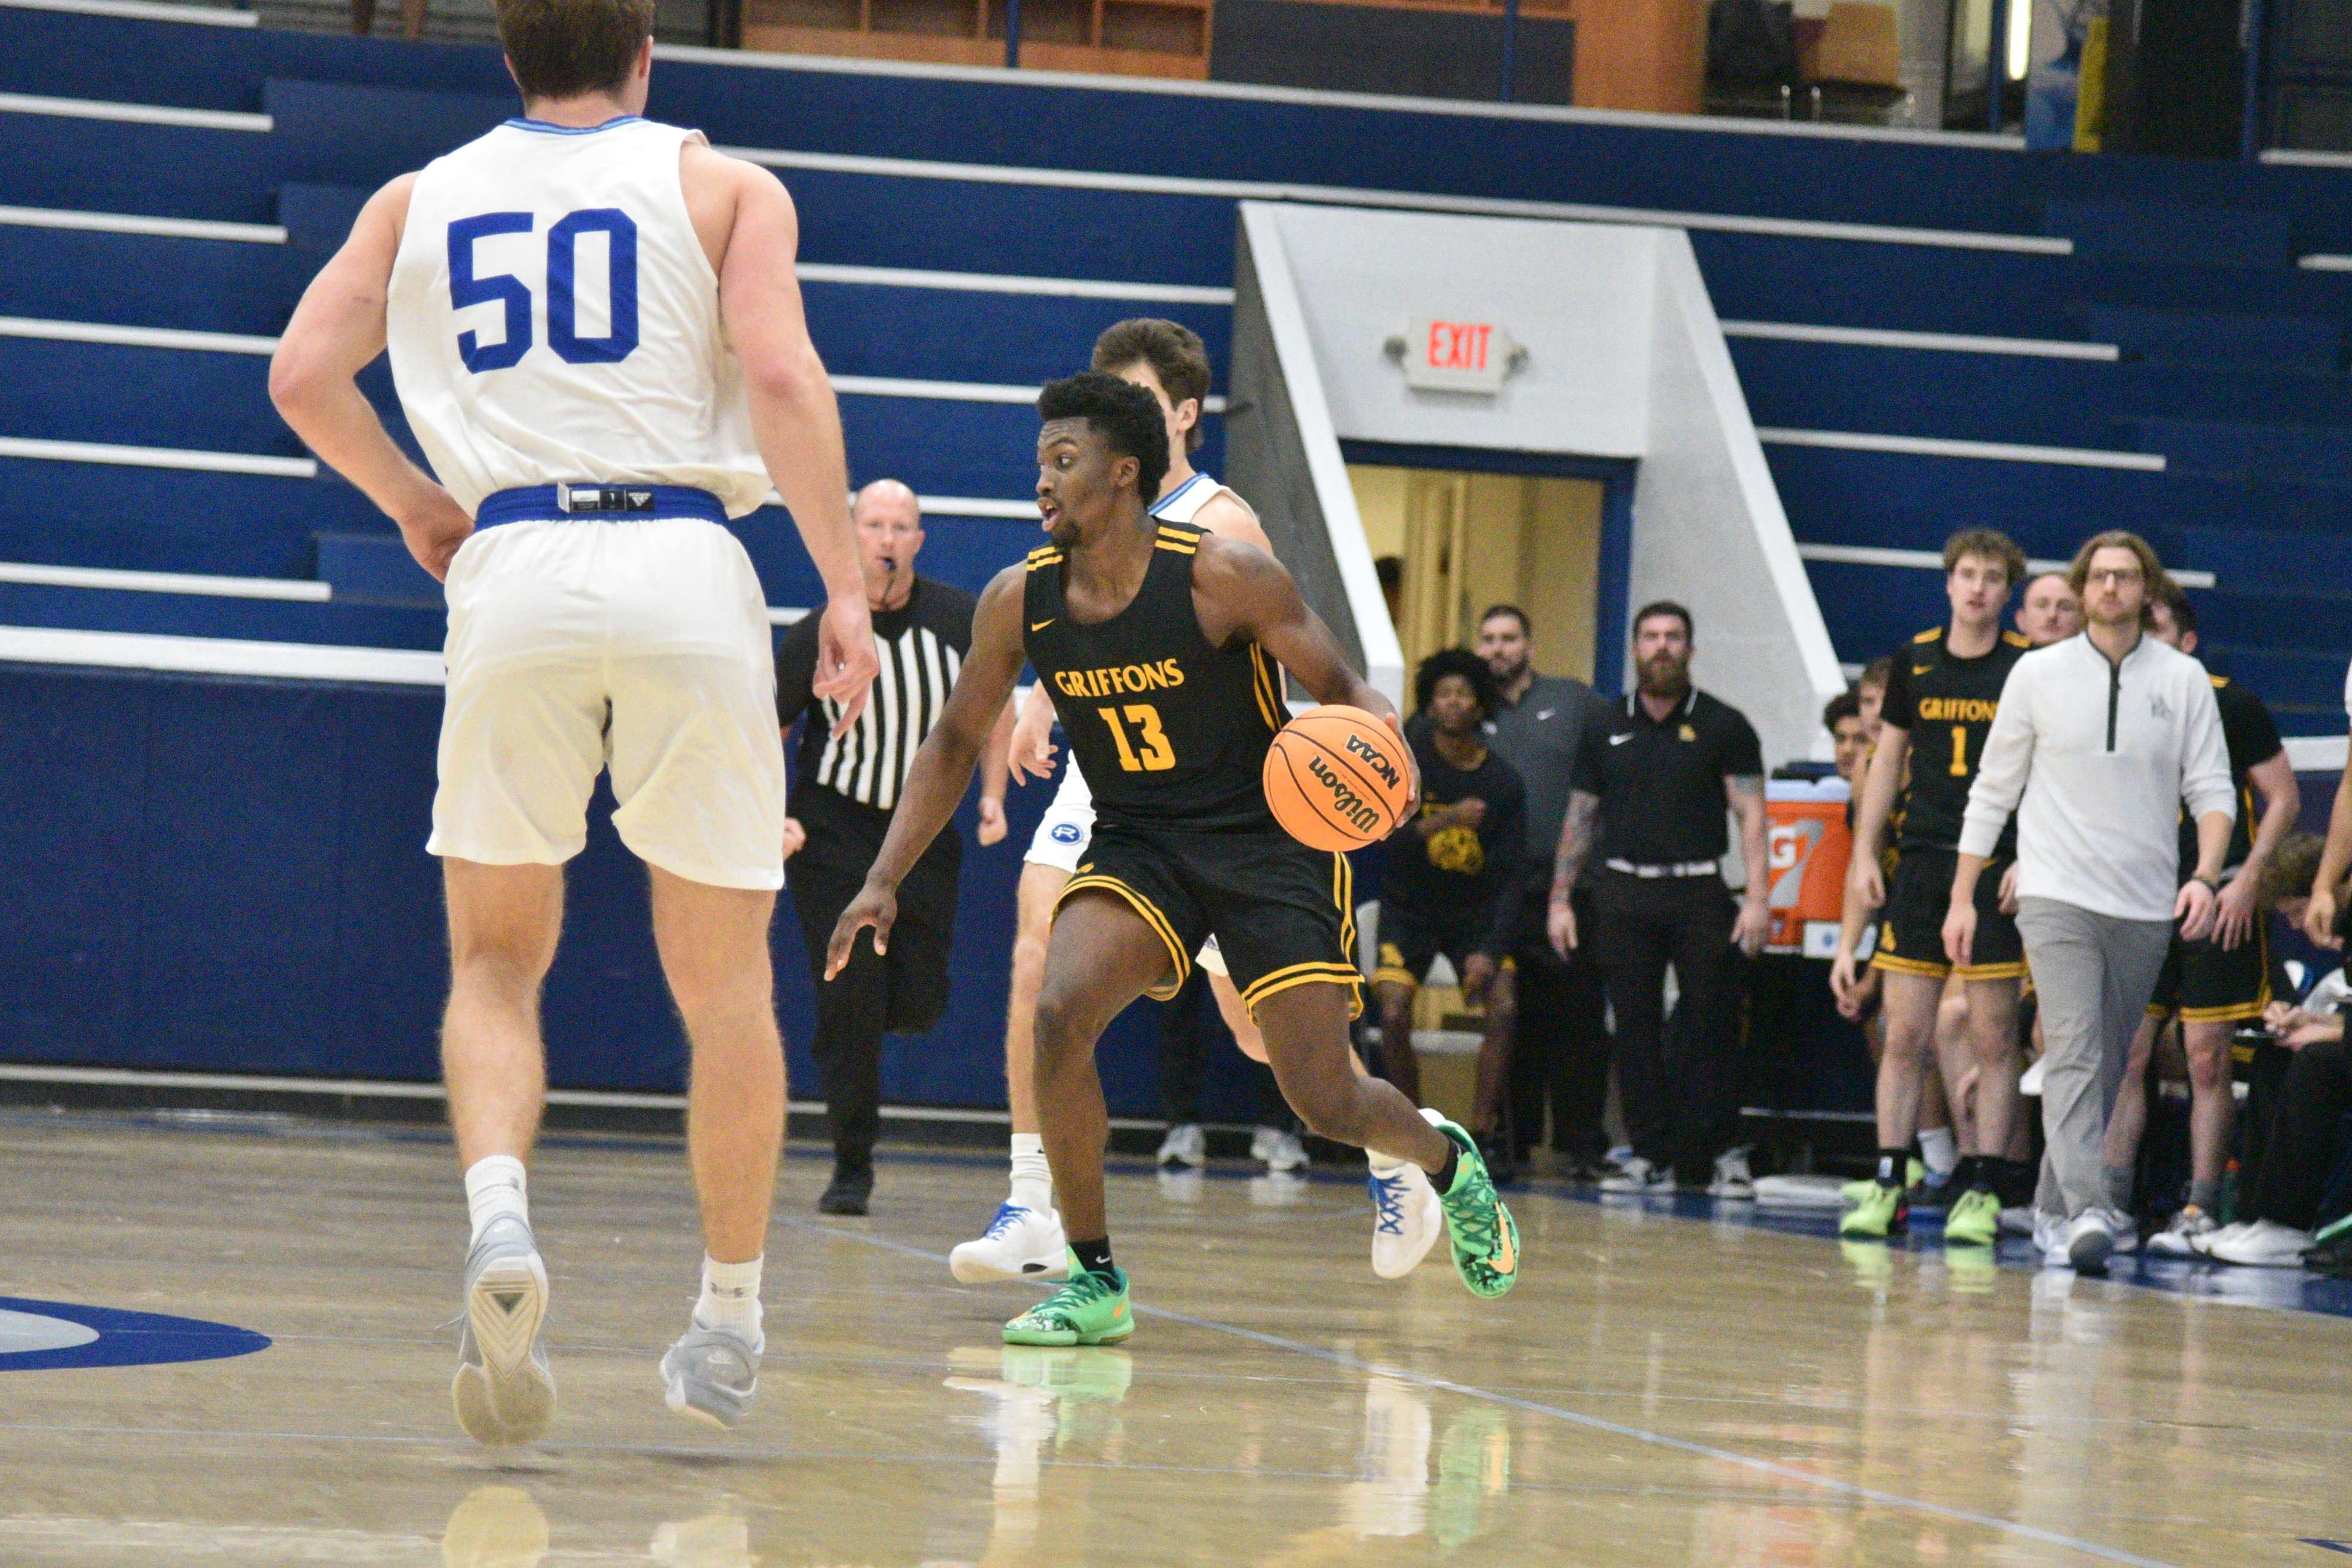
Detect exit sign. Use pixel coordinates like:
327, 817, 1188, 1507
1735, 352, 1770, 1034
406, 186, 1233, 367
1398, 317, 1521, 394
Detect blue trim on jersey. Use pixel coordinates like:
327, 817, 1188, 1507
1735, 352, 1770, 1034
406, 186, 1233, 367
477, 484, 727, 530
1150, 470, 1214, 518
503, 115, 645, 135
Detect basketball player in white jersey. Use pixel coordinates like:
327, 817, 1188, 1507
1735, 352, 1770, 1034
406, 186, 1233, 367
269, 0, 875, 1444
948, 320, 1443, 1285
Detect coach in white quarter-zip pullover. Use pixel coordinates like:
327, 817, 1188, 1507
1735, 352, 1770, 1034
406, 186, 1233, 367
1946, 532, 2235, 1273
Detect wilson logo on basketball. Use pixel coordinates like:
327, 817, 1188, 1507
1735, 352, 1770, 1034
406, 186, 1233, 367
1304, 754, 1383, 834
1263, 706, 1411, 852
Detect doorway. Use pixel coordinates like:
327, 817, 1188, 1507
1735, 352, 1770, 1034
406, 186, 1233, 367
1347, 463, 1607, 709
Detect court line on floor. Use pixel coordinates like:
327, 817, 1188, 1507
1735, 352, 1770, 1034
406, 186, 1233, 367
791, 1218, 2182, 1568
0, 1418, 1872, 1509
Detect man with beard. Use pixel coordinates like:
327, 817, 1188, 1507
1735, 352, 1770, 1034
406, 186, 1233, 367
1469, 605, 1609, 1179
1546, 604, 1771, 1195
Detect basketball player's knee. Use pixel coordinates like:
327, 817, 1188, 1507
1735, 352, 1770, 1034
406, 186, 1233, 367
2184, 1029, 2231, 1093
1009, 925, 1052, 999
1030, 986, 1093, 1077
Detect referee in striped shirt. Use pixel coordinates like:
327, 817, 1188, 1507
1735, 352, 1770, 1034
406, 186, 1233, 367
779, 480, 1012, 1215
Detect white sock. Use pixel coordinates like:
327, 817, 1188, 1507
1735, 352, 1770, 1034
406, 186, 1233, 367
1919, 1128, 1958, 1177
1009, 1133, 1054, 1213
1367, 1149, 1408, 1178
694, 1254, 764, 1347
463, 1155, 529, 1245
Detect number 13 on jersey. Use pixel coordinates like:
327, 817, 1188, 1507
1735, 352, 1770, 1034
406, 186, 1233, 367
1098, 705, 1175, 772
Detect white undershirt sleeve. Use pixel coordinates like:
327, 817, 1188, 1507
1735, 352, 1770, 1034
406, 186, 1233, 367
1959, 657, 2036, 859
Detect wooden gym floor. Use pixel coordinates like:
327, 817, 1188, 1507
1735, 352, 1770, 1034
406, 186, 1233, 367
2, 1110, 2349, 1567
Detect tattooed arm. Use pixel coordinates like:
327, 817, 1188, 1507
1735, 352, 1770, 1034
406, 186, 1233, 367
1547, 790, 1600, 956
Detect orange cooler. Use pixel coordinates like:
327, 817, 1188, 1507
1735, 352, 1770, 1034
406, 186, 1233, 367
1763, 779, 1853, 957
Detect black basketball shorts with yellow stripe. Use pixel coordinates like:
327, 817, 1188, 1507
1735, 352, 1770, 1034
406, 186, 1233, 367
1056, 820, 1363, 1019
1870, 846, 2026, 983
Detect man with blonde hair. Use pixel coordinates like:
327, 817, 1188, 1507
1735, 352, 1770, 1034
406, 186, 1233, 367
1945, 531, 2235, 1271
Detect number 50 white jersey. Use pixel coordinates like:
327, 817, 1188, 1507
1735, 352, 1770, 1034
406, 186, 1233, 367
385, 115, 771, 517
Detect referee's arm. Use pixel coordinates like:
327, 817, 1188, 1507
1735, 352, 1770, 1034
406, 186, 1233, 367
826, 565, 1027, 975
774, 615, 820, 731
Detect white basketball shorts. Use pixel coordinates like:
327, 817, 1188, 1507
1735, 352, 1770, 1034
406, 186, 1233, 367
1024, 760, 1095, 873
427, 516, 787, 890
1022, 757, 1227, 975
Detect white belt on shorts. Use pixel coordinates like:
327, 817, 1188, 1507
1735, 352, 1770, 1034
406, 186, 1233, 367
1603, 858, 1720, 879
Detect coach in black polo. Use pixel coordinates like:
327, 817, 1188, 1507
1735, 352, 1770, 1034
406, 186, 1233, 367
1548, 601, 1771, 1196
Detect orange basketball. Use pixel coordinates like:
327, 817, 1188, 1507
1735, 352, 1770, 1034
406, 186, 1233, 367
1263, 706, 1412, 851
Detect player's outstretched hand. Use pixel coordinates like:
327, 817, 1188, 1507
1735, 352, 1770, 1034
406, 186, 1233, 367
816, 591, 880, 739
1009, 695, 1058, 785
396, 488, 474, 583
826, 880, 898, 979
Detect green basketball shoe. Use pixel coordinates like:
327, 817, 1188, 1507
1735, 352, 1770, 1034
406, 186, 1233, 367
1943, 1187, 2001, 1247
1003, 1251, 1136, 1346
1421, 1110, 1521, 1298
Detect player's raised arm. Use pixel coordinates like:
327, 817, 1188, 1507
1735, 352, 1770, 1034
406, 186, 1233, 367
1191, 534, 1416, 807
1193, 535, 1390, 718
700, 147, 875, 733
826, 564, 1029, 975
270, 174, 473, 581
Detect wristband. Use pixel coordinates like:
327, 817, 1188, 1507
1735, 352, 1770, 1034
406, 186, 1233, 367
2192, 874, 2221, 892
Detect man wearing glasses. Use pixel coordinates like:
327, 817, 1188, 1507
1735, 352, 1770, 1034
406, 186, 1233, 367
1943, 531, 2235, 1273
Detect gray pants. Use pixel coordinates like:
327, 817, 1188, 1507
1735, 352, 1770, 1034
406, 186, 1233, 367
2014, 897, 2174, 1221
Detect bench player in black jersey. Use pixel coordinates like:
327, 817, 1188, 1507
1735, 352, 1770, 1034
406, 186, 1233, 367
2105, 580, 2296, 1255
1831, 529, 2035, 1244
828, 373, 1520, 1343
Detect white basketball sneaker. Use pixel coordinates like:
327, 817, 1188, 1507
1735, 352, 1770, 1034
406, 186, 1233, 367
1367, 1157, 1442, 1279
948, 1201, 1070, 1284
1252, 1125, 1310, 1172
451, 1214, 555, 1446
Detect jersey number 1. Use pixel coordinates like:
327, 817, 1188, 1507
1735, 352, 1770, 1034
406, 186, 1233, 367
1949, 725, 1970, 776
1098, 705, 1176, 772
449, 209, 641, 372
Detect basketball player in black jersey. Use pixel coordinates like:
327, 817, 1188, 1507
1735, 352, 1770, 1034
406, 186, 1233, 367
829, 373, 1520, 1343
1831, 529, 2035, 1245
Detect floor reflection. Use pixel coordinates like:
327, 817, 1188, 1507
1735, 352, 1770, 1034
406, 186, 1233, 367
943, 1344, 1132, 1565
442, 1486, 547, 1568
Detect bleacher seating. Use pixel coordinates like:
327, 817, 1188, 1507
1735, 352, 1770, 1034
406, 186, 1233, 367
11, 0, 2352, 1096
12, 0, 2352, 722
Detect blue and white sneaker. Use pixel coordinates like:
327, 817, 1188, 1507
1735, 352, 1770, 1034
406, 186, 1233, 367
1368, 1156, 1443, 1279
661, 1321, 761, 1430
949, 1201, 1069, 1284
451, 1215, 555, 1447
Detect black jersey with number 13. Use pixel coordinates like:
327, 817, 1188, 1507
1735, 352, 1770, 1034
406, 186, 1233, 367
1022, 518, 1288, 833
1882, 626, 2031, 853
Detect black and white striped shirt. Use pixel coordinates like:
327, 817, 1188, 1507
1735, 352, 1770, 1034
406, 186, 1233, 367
775, 577, 976, 814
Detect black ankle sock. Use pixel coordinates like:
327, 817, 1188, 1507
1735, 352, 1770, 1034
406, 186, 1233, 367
1876, 1148, 1908, 1189
1985, 1156, 2032, 1207
1071, 1236, 1116, 1279
1435, 1142, 1462, 1196
1949, 1155, 1979, 1193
